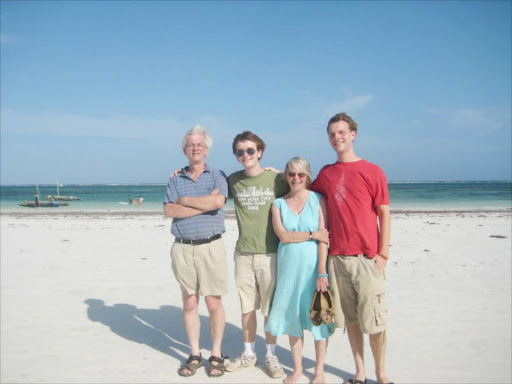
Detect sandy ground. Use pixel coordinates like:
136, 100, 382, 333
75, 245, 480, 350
1, 210, 511, 383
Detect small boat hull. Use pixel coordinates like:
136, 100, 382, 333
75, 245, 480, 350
47, 195, 81, 201
19, 201, 69, 208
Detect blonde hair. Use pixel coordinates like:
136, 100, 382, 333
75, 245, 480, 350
284, 157, 313, 188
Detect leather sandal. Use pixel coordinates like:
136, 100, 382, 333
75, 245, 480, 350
207, 355, 227, 377
178, 354, 203, 377
320, 290, 335, 325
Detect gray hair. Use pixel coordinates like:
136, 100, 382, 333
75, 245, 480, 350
181, 125, 213, 150
284, 156, 313, 188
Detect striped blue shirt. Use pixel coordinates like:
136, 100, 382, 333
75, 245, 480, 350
164, 164, 228, 240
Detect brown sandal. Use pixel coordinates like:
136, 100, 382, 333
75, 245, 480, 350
207, 355, 227, 377
178, 354, 203, 377
310, 290, 335, 326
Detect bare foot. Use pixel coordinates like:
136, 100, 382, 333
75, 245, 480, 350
311, 372, 326, 383
377, 375, 393, 384
283, 371, 303, 384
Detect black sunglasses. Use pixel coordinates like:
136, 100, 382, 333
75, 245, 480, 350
235, 148, 256, 158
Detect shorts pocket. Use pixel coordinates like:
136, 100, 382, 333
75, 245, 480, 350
373, 293, 388, 327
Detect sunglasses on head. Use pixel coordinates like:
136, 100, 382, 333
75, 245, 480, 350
288, 172, 306, 178
235, 148, 256, 157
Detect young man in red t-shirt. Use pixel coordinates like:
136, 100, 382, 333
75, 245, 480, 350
311, 112, 393, 384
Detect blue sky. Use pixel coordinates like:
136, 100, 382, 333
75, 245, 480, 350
1, 0, 511, 184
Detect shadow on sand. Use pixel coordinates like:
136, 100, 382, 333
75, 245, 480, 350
84, 299, 351, 381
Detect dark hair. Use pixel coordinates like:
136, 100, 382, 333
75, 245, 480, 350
327, 112, 358, 133
232, 131, 266, 157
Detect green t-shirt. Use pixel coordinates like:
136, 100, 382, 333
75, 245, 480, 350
228, 170, 289, 253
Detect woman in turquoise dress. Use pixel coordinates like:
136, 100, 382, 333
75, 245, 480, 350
265, 157, 333, 384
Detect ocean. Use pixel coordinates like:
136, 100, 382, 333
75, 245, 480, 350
0, 181, 511, 213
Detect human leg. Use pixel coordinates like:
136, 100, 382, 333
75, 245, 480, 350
242, 310, 257, 343
284, 335, 304, 384
355, 255, 389, 383
311, 338, 328, 384
205, 295, 225, 358
225, 310, 258, 372
370, 331, 392, 384
258, 254, 284, 378
226, 251, 259, 372
179, 289, 201, 376
263, 315, 284, 378
347, 322, 366, 382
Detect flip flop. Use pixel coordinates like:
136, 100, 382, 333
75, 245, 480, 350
347, 379, 367, 384
178, 354, 203, 377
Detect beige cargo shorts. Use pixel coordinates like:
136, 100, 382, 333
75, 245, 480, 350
328, 254, 388, 334
234, 250, 277, 316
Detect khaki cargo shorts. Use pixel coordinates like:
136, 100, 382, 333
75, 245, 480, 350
234, 250, 277, 316
328, 254, 388, 334
171, 237, 228, 297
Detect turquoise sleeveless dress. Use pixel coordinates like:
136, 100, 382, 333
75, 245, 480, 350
265, 191, 334, 340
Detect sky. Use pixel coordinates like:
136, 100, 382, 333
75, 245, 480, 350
1, 0, 511, 185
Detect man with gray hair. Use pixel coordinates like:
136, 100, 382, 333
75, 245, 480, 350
164, 125, 229, 378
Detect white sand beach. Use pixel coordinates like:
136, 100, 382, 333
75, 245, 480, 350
1, 210, 511, 383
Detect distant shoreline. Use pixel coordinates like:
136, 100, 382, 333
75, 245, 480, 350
1, 208, 510, 219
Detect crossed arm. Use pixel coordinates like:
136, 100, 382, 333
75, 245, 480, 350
164, 188, 226, 218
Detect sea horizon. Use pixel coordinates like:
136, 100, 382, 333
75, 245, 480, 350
1, 179, 511, 187
1, 180, 511, 213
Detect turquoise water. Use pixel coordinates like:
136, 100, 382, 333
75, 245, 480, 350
1, 181, 511, 212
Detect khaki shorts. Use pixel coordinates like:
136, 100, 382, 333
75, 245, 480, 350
171, 237, 228, 297
234, 250, 277, 316
329, 254, 388, 334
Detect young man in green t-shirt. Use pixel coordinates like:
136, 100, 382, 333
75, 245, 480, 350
225, 131, 289, 378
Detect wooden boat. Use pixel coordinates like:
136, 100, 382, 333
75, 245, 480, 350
19, 184, 70, 208
47, 181, 81, 201
19, 200, 69, 207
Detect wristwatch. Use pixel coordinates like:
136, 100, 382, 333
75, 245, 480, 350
309, 231, 313, 240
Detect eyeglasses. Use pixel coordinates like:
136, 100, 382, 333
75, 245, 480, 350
288, 172, 306, 178
235, 148, 256, 157
185, 143, 205, 150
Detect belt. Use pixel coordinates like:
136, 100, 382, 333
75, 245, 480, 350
174, 233, 222, 245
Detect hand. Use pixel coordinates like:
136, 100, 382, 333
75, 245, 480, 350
263, 166, 282, 173
313, 228, 329, 244
170, 168, 183, 178
374, 254, 387, 272
316, 276, 329, 292
210, 188, 219, 196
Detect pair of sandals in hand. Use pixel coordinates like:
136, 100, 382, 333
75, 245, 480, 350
310, 289, 335, 326
178, 354, 227, 377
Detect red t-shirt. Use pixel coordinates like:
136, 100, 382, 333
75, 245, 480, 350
311, 159, 389, 258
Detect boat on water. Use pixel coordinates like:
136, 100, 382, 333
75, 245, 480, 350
19, 200, 69, 208
19, 184, 70, 208
47, 181, 81, 201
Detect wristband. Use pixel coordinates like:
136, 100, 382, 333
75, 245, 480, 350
317, 273, 329, 278
377, 252, 388, 260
